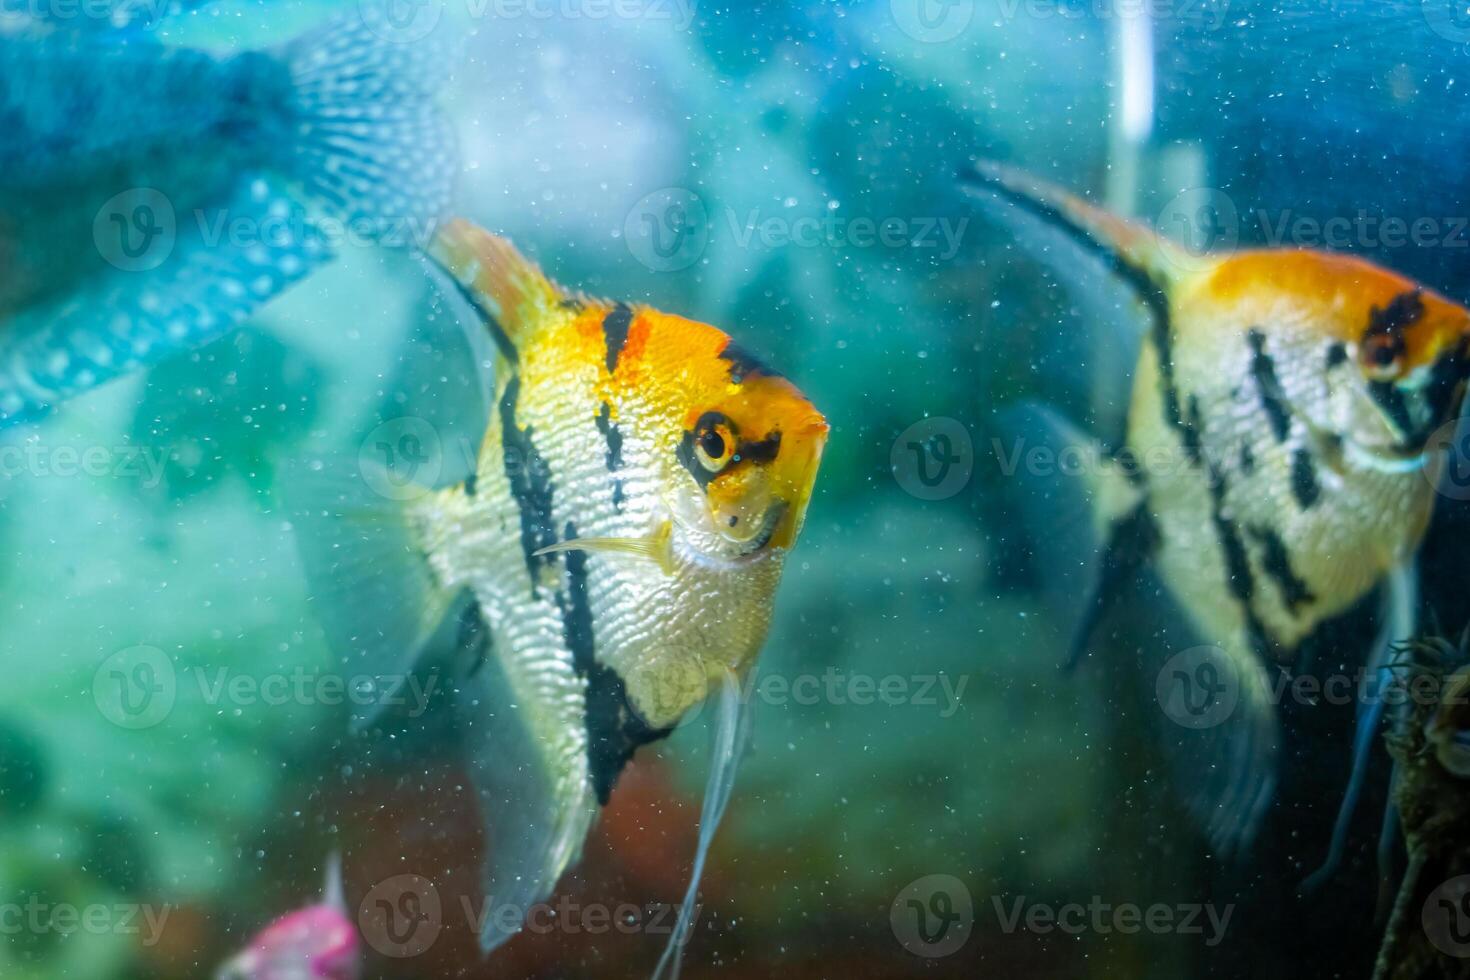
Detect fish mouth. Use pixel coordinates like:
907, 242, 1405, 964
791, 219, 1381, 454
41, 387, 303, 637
1305, 411, 1433, 473
735, 500, 788, 557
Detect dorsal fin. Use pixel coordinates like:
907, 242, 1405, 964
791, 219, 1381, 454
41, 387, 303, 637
427, 220, 568, 362
959, 160, 1195, 303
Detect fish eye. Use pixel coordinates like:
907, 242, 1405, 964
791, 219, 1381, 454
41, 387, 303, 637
693, 415, 737, 473
700, 428, 727, 462
1360, 333, 1404, 380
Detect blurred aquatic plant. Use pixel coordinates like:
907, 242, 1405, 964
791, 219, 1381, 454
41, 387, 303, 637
129, 326, 323, 504
1375, 629, 1470, 979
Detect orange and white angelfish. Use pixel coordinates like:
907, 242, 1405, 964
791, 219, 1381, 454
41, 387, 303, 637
288, 220, 827, 978
963, 162, 1470, 884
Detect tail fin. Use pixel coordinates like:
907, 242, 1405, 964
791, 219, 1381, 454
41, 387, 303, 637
279, 11, 457, 244
0, 13, 457, 425
282, 452, 456, 731
426, 220, 572, 360
0, 176, 331, 426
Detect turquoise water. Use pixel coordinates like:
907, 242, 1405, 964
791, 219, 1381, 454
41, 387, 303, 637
4, 1, 1470, 977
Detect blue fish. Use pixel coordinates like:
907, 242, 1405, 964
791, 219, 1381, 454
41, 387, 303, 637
0, 6, 457, 424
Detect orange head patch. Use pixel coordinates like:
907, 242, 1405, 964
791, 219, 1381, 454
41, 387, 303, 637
599, 306, 828, 558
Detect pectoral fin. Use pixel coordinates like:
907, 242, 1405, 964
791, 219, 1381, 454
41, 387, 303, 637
534, 522, 675, 575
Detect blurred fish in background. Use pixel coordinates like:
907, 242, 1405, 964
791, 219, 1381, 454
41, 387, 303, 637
0, 0, 456, 424
215, 854, 358, 980
6, 1, 1470, 980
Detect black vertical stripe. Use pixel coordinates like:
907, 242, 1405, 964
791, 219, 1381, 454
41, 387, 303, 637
1247, 329, 1291, 443
594, 402, 626, 511
423, 252, 519, 364
498, 376, 557, 591
1291, 448, 1320, 510
1066, 501, 1160, 669
602, 304, 634, 374
1248, 525, 1317, 614
556, 520, 672, 804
